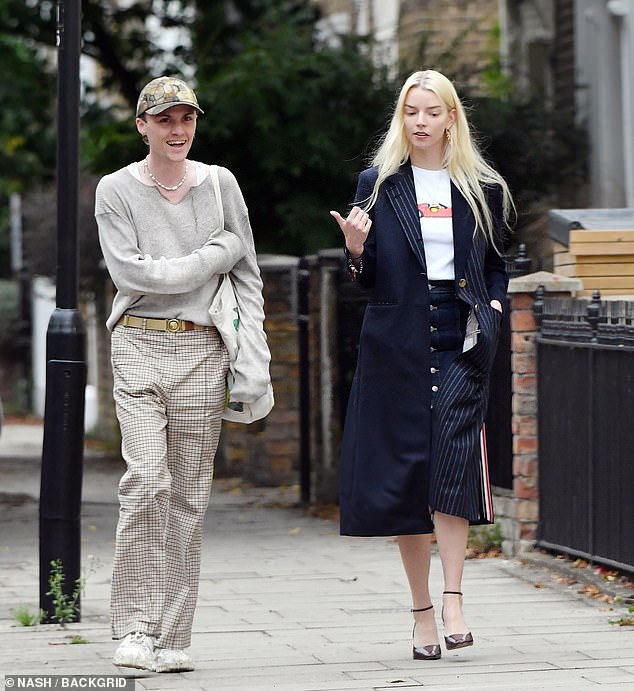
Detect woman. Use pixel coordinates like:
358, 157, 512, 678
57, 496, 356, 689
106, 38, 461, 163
330, 70, 513, 660
95, 76, 270, 672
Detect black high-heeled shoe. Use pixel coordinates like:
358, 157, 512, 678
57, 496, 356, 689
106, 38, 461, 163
442, 591, 473, 650
411, 605, 441, 660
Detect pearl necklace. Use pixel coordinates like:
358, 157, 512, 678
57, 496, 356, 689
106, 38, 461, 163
144, 157, 188, 191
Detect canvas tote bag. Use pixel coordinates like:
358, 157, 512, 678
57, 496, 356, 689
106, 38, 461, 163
208, 165, 274, 423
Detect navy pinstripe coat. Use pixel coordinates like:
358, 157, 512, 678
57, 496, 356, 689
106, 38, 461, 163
339, 163, 508, 537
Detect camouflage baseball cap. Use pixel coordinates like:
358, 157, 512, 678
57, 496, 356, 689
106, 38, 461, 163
136, 76, 204, 117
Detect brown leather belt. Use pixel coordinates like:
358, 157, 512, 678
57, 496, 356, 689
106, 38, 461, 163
117, 315, 208, 332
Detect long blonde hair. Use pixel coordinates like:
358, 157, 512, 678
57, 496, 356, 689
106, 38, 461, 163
366, 70, 514, 245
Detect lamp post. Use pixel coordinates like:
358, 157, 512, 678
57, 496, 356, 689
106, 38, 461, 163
39, 0, 86, 623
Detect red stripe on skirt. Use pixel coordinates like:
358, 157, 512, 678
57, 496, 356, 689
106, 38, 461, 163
479, 424, 494, 522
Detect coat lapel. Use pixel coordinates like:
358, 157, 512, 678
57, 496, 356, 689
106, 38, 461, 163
451, 182, 474, 285
385, 166, 427, 272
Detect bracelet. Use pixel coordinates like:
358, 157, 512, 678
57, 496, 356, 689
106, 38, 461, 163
347, 254, 364, 280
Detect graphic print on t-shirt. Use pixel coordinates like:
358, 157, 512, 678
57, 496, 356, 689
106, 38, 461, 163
418, 202, 452, 218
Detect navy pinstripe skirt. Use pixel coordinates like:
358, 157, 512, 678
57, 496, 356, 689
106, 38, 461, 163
429, 281, 468, 406
428, 281, 493, 524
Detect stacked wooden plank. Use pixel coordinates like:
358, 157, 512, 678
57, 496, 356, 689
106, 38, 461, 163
553, 229, 634, 296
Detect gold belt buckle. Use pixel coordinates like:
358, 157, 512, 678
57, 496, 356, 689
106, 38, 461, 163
166, 319, 181, 332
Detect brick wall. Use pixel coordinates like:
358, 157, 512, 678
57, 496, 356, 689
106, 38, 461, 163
399, 0, 499, 81
313, 0, 500, 88
553, 0, 575, 115
220, 256, 301, 486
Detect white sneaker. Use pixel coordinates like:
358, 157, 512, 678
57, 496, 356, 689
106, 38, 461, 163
112, 631, 155, 670
151, 648, 195, 673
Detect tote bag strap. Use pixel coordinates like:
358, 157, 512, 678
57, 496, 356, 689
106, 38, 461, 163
209, 164, 224, 229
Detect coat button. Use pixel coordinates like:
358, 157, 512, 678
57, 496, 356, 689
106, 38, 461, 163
431, 385, 439, 392
431, 367, 438, 374
458, 277, 467, 288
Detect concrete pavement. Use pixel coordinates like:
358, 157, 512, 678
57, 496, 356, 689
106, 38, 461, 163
0, 422, 633, 690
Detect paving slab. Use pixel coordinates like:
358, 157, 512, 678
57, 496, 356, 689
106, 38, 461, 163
1, 423, 633, 690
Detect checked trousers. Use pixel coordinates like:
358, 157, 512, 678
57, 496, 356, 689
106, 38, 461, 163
109, 325, 228, 649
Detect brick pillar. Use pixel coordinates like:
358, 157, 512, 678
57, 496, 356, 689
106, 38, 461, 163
506, 271, 582, 554
509, 291, 539, 549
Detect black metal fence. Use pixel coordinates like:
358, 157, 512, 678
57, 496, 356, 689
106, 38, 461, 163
536, 289, 634, 574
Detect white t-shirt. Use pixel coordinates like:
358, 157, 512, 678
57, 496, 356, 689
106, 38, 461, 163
412, 166, 454, 280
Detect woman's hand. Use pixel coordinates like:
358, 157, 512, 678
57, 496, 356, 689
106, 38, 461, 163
330, 206, 372, 257
490, 299, 503, 313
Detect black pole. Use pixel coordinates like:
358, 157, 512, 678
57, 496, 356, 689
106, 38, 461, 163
39, 0, 86, 623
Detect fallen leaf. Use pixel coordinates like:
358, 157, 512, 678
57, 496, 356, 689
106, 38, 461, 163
571, 558, 589, 569
554, 574, 576, 586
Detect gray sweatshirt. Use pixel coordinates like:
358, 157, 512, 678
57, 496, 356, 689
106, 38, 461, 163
95, 161, 271, 402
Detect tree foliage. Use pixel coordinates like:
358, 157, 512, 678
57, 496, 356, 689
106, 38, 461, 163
83, 0, 397, 254
0, 0, 56, 275
0, 0, 587, 277
1, 0, 396, 269
0, 1, 60, 189
189, 3, 394, 252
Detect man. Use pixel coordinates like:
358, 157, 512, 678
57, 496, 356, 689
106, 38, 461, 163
95, 76, 270, 672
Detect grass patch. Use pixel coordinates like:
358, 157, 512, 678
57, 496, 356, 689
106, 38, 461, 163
12, 605, 44, 627
610, 603, 634, 627
467, 523, 503, 558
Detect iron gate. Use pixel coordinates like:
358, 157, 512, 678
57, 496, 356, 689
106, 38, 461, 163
536, 291, 634, 574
